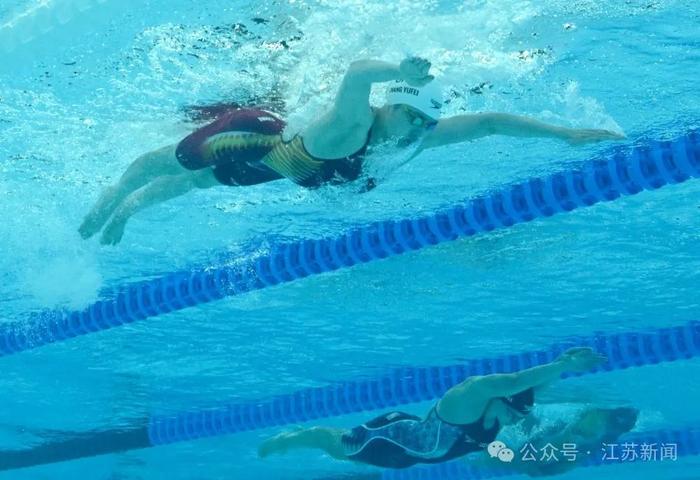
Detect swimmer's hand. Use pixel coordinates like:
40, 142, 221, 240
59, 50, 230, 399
564, 128, 626, 146
557, 347, 607, 372
400, 56, 434, 87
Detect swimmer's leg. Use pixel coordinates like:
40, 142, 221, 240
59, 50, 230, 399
100, 168, 219, 245
79, 144, 184, 239
258, 427, 348, 461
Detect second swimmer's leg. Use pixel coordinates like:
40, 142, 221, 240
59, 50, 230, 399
258, 427, 348, 461
100, 168, 219, 245
79, 144, 184, 239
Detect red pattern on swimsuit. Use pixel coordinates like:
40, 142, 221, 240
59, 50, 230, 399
175, 108, 286, 170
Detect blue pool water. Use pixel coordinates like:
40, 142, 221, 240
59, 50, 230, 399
1, 0, 699, 479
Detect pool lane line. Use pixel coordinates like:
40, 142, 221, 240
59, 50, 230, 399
1, 318, 698, 471
1, 129, 698, 358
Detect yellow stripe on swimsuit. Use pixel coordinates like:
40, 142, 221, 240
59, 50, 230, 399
259, 135, 326, 184
202, 131, 282, 165
202, 133, 325, 185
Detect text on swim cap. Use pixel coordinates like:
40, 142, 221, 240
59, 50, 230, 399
389, 86, 420, 96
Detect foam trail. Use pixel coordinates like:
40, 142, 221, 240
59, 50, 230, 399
1, 130, 698, 358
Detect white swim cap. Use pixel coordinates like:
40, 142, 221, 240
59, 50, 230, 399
385, 80, 443, 120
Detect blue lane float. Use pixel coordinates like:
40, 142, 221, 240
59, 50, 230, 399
2, 130, 699, 358
383, 425, 700, 480
1, 319, 698, 471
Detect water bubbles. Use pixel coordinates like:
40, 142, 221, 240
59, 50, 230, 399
24, 256, 103, 310
0, 0, 104, 52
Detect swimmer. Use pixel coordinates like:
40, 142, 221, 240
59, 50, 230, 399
257, 347, 634, 471
79, 56, 625, 245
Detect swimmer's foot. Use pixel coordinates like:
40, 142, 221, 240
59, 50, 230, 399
79, 188, 121, 239
79, 211, 108, 239
100, 216, 127, 245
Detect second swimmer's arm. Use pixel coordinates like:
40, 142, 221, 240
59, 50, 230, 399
418, 113, 626, 152
437, 360, 567, 424
437, 348, 606, 424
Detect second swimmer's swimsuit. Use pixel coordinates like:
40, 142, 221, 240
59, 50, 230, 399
175, 108, 369, 187
341, 406, 500, 469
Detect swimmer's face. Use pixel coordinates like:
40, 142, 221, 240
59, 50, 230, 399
603, 407, 639, 434
490, 399, 529, 426
383, 104, 436, 140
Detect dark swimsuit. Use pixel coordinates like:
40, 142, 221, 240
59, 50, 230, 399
341, 406, 500, 469
175, 108, 370, 187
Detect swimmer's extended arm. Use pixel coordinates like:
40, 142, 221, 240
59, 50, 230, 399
437, 348, 606, 424
418, 113, 625, 151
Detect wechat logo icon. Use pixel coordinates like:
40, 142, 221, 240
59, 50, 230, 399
488, 440, 515, 463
